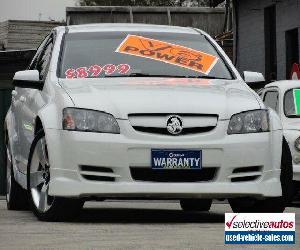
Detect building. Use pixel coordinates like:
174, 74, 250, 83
212, 0, 300, 82
0, 20, 62, 88
232, 0, 300, 82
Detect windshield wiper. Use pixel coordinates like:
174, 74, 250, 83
189, 75, 232, 80
104, 73, 231, 80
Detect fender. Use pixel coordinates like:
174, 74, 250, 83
268, 108, 284, 174
268, 108, 283, 131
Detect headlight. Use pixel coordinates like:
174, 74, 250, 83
294, 137, 300, 152
227, 110, 269, 134
63, 108, 120, 134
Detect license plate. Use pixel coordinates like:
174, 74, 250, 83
151, 149, 202, 169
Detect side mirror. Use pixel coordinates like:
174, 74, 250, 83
13, 70, 44, 90
243, 71, 265, 84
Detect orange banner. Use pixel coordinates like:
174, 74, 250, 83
116, 35, 218, 75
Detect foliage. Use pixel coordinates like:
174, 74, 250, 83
78, 0, 211, 7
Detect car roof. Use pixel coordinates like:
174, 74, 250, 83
55, 23, 200, 35
264, 80, 300, 92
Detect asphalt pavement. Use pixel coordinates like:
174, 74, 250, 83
0, 198, 299, 249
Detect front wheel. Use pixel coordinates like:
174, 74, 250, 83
229, 138, 293, 213
27, 130, 84, 221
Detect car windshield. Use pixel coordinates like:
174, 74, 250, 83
284, 88, 300, 117
59, 31, 233, 80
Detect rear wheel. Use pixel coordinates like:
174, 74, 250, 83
180, 199, 212, 212
27, 130, 84, 221
229, 138, 293, 213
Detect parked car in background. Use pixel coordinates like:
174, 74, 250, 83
4, 24, 293, 221
260, 80, 300, 193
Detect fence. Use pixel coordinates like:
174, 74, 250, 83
0, 89, 12, 195
66, 6, 225, 37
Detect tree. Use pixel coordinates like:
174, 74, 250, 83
78, 0, 211, 7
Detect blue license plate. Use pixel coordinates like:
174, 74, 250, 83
151, 149, 202, 169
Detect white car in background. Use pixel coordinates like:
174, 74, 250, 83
4, 24, 293, 221
260, 80, 300, 190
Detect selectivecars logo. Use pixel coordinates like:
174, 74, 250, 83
225, 213, 295, 245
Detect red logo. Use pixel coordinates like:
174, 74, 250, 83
291, 63, 300, 80
226, 214, 238, 229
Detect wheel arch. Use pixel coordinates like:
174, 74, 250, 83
4, 107, 13, 144
34, 116, 44, 135
282, 136, 292, 156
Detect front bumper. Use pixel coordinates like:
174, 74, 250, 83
45, 120, 282, 199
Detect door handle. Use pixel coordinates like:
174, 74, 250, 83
20, 96, 26, 102
11, 90, 17, 96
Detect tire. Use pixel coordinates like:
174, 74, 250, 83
229, 138, 294, 213
5, 133, 29, 210
180, 199, 212, 212
27, 130, 84, 221
280, 138, 295, 204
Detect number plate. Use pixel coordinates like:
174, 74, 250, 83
151, 149, 202, 169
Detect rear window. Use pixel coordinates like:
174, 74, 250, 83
58, 31, 233, 80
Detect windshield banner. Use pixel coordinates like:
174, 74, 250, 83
293, 89, 300, 115
115, 34, 218, 75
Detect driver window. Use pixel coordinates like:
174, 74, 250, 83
28, 35, 50, 70
29, 35, 54, 80
36, 37, 54, 80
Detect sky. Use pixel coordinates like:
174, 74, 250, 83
0, 0, 77, 22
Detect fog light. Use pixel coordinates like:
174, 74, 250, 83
294, 137, 300, 152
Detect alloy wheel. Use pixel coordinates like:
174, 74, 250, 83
30, 137, 54, 213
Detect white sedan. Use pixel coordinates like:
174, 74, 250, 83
4, 24, 292, 221
260, 80, 300, 188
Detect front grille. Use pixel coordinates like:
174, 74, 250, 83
133, 126, 215, 135
130, 167, 217, 182
129, 113, 218, 136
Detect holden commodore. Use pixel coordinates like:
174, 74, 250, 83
4, 24, 293, 221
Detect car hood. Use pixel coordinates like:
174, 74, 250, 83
59, 78, 261, 120
283, 120, 300, 131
